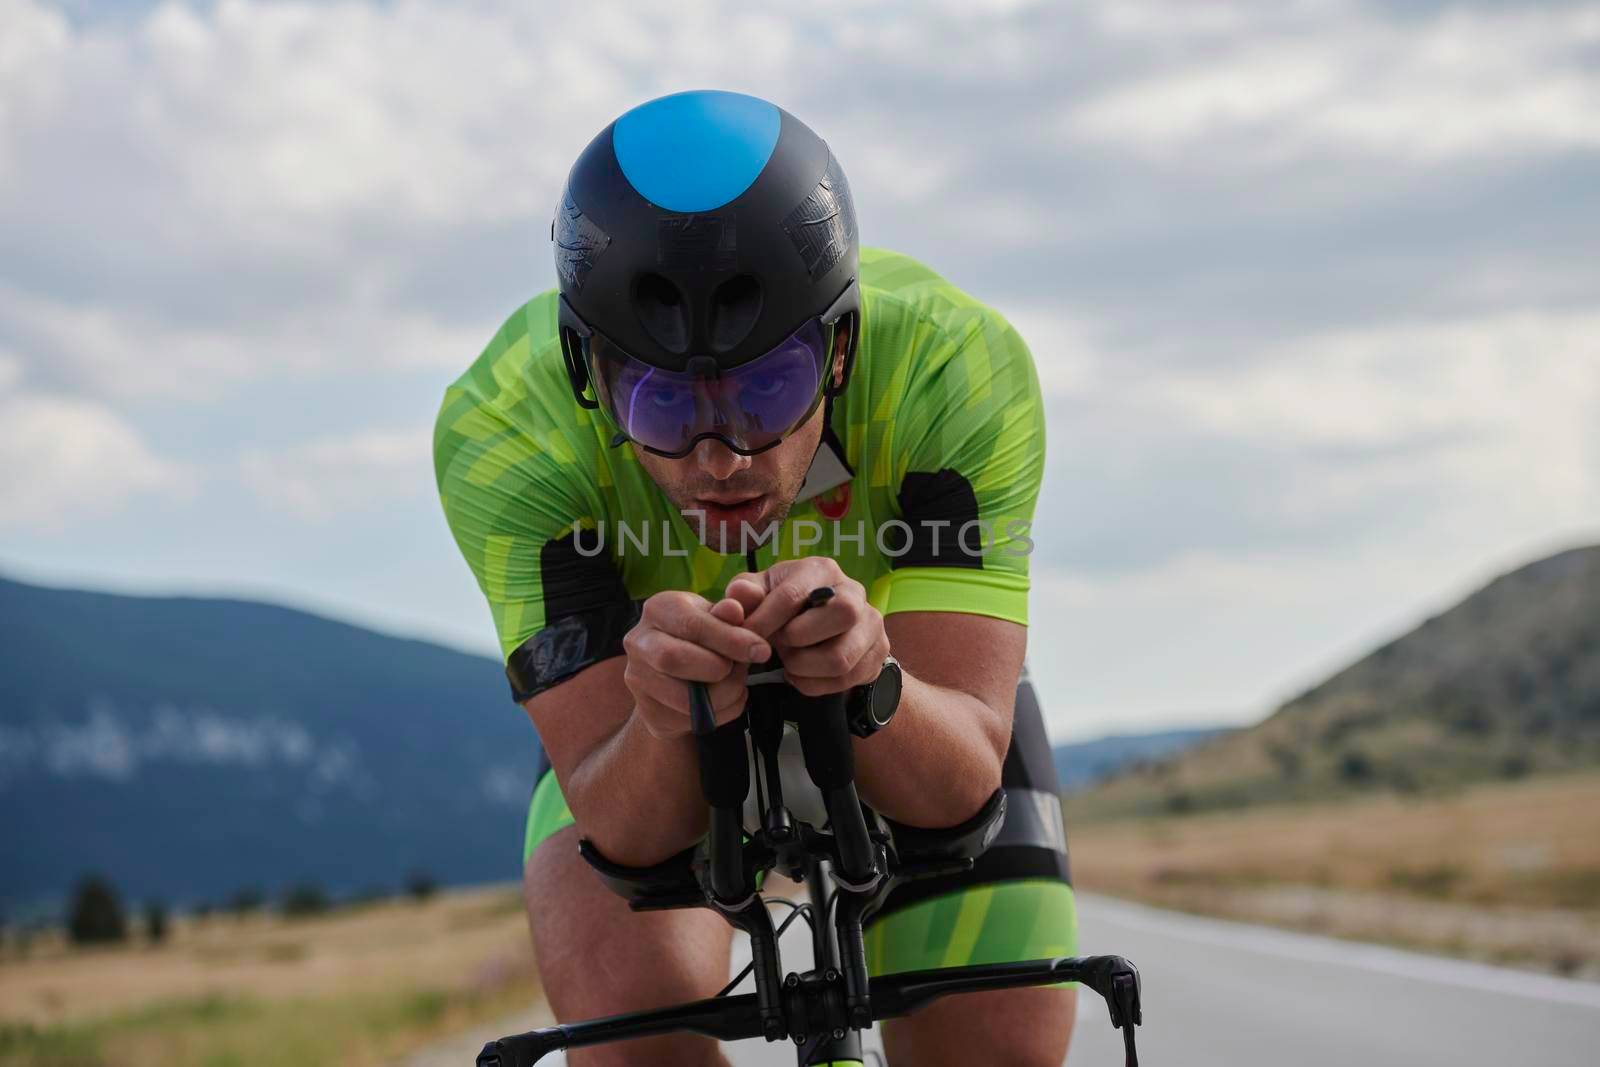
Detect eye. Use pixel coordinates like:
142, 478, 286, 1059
646, 384, 693, 409
741, 374, 788, 399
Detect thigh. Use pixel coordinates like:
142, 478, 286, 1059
868, 670, 1079, 1065
524, 824, 736, 1067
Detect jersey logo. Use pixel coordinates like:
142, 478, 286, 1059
815, 482, 851, 521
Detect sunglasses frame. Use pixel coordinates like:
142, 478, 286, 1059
557, 279, 861, 459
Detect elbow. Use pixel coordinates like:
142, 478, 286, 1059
956, 707, 1011, 819
957, 746, 1006, 823
567, 761, 706, 869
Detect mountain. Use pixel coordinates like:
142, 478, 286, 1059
0, 574, 538, 913
1075, 544, 1600, 820
1051, 727, 1233, 792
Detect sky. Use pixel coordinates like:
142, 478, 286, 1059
1, 0, 1596, 740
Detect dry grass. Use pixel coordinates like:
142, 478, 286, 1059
1070, 771, 1600, 977
0, 886, 540, 1067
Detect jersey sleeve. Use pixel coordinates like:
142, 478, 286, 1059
876, 306, 1045, 625
433, 305, 637, 702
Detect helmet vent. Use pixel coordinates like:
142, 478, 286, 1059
709, 275, 764, 353
633, 273, 690, 354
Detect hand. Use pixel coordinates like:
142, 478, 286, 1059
622, 591, 772, 739
726, 558, 890, 698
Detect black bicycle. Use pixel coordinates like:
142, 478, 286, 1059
478, 597, 1143, 1066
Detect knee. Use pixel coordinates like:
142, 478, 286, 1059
884, 985, 1076, 1067
567, 1034, 724, 1067
985, 985, 1077, 1067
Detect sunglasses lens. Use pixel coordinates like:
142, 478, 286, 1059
587, 319, 830, 455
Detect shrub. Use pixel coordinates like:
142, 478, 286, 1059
1338, 750, 1374, 784
281, 883, 331, 918
67, 875, 128, 945
144, 900, 170, 944
228, 887, 265, 916
405, 870, 438, 902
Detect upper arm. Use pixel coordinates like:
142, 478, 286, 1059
886, 610, 1025, 753
520, 657, 632, 796
876, 305, 1046, 626
434, 352, 637, 783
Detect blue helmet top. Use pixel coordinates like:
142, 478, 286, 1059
612, 91, 782, 213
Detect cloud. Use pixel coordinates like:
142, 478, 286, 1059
0, 385, 191, 530
1026, 305, 1599, 579
239, 426, 432, 520
1066, 4, 1600, 163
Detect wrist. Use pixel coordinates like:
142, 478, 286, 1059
848, 654, 903, 738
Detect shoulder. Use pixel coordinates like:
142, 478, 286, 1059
859, 247, 1032, 367
437, 290, 562, 422
856, 248, 1039, 414
433, 290, 599, 509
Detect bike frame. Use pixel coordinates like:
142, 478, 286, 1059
478, 609, 1142, 1067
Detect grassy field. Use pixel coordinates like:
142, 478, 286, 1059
0, 887, 541, 1067
1069, 771, 1600, 977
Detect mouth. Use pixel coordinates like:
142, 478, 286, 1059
692, 494, 770, 528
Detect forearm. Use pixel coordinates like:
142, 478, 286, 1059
565, 712, 709, 867
851, 670, 1009, 828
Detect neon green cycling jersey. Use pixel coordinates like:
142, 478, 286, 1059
434, 247, 1046, 700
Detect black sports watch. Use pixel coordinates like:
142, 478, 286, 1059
848, 655, 903, 738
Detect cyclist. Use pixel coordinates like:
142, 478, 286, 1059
435, 90, 1075, 1067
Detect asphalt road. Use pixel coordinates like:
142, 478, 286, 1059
406, 894, 1600, 1066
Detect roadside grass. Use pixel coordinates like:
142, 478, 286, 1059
0, 886, 540, 1067
1069, 771, 1600, 977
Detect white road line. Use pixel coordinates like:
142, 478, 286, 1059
1078, 893, 1600, 1010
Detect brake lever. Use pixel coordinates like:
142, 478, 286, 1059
1074, 955, 1143, 1067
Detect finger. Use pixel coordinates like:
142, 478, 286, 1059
709, 597, 747, 627
663, 605, 770, 663
774, 591, 870, 650
626, 657, 749, 720
742, 560, 841, 638
788, 632, 888, 697
709, 670, 749, 726
627, 628, 738, 683
739, 572, 832, 639
781, 625, 880, 684
724, 573, 766, 618
643, 591, 764, 661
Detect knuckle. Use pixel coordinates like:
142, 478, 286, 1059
659, 646, 692, 677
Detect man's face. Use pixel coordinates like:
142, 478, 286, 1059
634, 403, 825, 555
633, 324, 849, 554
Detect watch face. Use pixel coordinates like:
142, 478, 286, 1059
870, 660, 902, 727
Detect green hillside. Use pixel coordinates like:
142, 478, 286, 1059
1075, 544, 1600, 820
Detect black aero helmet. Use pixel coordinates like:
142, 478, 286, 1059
554, 90, 861, 457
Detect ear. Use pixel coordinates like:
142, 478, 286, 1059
825, 311, 859, 397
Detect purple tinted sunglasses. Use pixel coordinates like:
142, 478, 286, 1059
559, 283, 858, 458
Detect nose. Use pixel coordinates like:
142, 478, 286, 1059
694, 438, 752, 481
